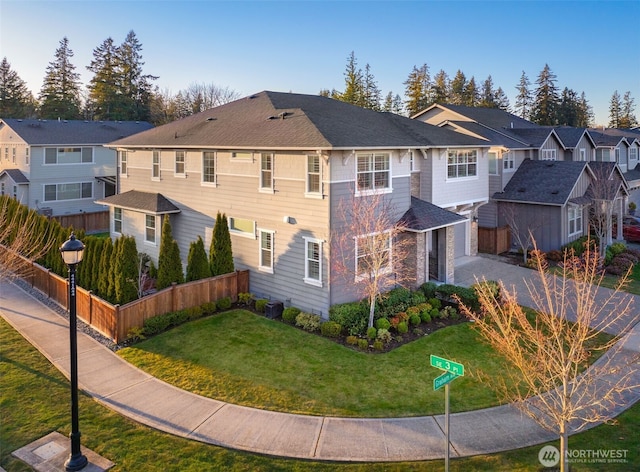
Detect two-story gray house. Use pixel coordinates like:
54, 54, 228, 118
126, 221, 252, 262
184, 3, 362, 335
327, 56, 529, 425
100, 91, 489, 316
0, 118, 153, 216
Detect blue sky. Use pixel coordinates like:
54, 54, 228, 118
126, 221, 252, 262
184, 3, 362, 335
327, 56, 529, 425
1, 0, 638, 125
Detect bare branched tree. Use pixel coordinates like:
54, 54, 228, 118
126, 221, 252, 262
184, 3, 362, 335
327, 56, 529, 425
331, 189, 412, 328
460, 240, 639, 472
0, 197, 53, 282
501, 202, 547, 264
587, 162, 624, 258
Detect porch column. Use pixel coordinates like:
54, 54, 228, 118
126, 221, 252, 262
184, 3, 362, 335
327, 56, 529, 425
617, 199, 624, 241
444, 226, 455, 284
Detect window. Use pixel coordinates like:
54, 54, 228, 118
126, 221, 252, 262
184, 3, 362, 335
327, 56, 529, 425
231, 151, 252, 161
145, 215, 156, 243
488, 152, 498, 175
568, 206, 583, 236
615, 147, 620, 163
356, 232, 392, 278
503, 151, 515, 171
175, 151, 185, 175
258, 229, 274, 272
25, 147, 29, 165
303, 237, 322, 286
357, 153, 390, 192
44, 147, 93, 164
630, 148, 638, 162
409, 150, 417, 172
12, 147, 16, 163
229, 217, 255, 238
601, 149, 611, 161
306, 154, 321, 194
119, 151, 128, 175
540, 149, 556, 161
447, 149, 477, 178
3, 147, 7, 159
260, 153, 273, 190
114, 207, 122, 233
43, 182, 92, 201
579, 148, 586, 161
0, 183, 4, 195
202, 151, 216, 184
152, 151, 160, 179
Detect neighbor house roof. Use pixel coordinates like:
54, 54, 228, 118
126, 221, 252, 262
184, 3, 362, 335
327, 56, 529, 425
415, 104, 540, 130
108, 91, 489, 151
399, 197, 467, 231
508, 128, 565, 149
96, 190, 180, 214
492, 159, 589, 205
0, 169, 29, 183
442, 121, 531, 149
588, 129, 628, 147
0, 119, 153, 145
539, 126, 595, 149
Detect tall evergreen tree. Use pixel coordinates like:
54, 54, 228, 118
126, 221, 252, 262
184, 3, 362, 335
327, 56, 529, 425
608, 90, 622, 128
450, 70, 467, 105
209, 212, 234, 276
479, 75, 497, 108
339, 51, 364, 107
494, 87, 511, 111
107, 236, 121, 302
557, 87, 579, 126
97, 237, 113, 299
576, 92, 593, 127
464, 76, 479, 107
362, 63, 381, 111
186, 235, 211, 282
403, 64, 430, 116
86, 37, 122, 120
620, 91, 637, 128
382, 91, 404, 114
514, 70, 532, 120
38, 37, 82, 119
0, 57, 35, 117
114, 236, 139, 304
115, 30, 158, 121
431, 69, 450, 105
531, 64, 560, 125
156, 215, 184, 290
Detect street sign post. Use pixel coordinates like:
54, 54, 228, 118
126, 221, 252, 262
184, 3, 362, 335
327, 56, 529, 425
431, 355, 465, 472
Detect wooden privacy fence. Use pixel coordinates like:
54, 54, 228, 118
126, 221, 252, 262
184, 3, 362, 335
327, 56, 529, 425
478, 226, 511, 254
5, 248, 248, 343
51, 211, 109, 234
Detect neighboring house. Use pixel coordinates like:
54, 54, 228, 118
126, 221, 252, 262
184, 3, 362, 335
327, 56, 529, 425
0, 118, 153, 216
99, 91, 489, 316
540, 126, 597, 162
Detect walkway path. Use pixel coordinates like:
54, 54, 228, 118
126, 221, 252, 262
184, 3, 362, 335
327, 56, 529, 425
2, 256, 639, 462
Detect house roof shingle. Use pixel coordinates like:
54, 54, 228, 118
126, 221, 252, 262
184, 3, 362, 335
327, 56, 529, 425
0, 168, 29, 183
0, 119, 153, 145
96, 190, 180, 214
423, 104, 539, 130
399, 197, 467, 231
492, 159, 589, 205
109, 91, 489, 150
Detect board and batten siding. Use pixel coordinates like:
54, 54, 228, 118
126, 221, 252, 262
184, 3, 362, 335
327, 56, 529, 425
118, 148, 331, 316
497, 202, 563, 252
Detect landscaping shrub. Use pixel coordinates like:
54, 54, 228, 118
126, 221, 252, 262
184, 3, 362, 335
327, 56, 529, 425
406, 306, 420, 318
430, 308, 439, 319
428, 298, 441, 310
295, 312, 321, 332
375, 317, 391, 331
378, 287, 414, 317
320, 321, 342, 338
562, 235, 597, 257
357, 338, 369, 350
143, 313, 172, 336
606, 252, 636, 276
168, 310, 189, 326
346, 335, 359, 345
410, 291, 427, 306
373, 339, 384, 351
255, 299, 269, 313
420, 282, 438, 299
435, 284, 479, 312
282, 307, 301, 324
237, 292, 254, 306
367, 326, 377, 340
397, 321, 408, 334
413, 327, 423, 336
329, 301, 368, 336
409, 314, 421, 326
472, 280, 500, 301
420, 312, 432, 323
216, 296, 232, 311
376, 328, 392, 344
200, 302, 217, 315
546, 249, 563, 262
185, 306, 204, 321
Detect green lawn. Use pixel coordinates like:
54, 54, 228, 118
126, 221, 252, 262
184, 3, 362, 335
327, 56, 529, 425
2, 317, 637, 472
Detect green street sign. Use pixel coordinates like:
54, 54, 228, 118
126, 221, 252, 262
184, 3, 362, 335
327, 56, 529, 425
430, 354, 465, 376
434, 371, 459, 390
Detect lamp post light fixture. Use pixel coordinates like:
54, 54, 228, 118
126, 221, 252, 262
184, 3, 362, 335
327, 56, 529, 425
59, 232, 88, 472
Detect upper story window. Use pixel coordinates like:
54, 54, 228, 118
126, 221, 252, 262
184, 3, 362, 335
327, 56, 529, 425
231, 151, 252, 161
145, 214, 156, 244
45, 147, 93, 164
503, 151, 515, 171
119, 150, 128, 175
488, 152, 498, 175
615, 147, 621, 162
114, 207, 123, 233
12, 147, 16, 163
44, 182, 92, 201
260, 153, 273, 191
303, 237, 323, 286
601, 149, 611, 161
25, 147, 29, 165
175, 151, 185, 176
447, 149, 477, 179
306, 154, 321, 195
630, 148, 638, 161
202, 151, 216, 185
152, 151, 160, 180
579, 148, 586, 161
540, 149, 556, 161
357, 153, 390, 193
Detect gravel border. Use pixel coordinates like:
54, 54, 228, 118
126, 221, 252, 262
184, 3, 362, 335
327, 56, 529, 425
13, 277, 122, 352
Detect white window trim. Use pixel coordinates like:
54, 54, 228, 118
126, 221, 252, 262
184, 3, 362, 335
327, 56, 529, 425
615, 147, 621, 163
305, 154, 322, 198
629, 148, 638, 161
355, 152, 392, 196
446, 149, 478, 181
503, 151, 515, 172
145, 214, 157, 245
43, 182, 93, 202
259, 152, 274, 193
113, 207, 123, 234
354, 230, 393, 282
540, 149, 557, 161
175, 150, 186, 177
201, 151, 217, 187
44, 146, 94, 165
303, 237, 323, 287
568, 206, 583, 237
231, 151, 253, 161
488, 151, 498, 175
258, 228, 275, 273
152, 151, 161, 181
119, 150, 128, 177
579, 148, 586, 161
229, 217, 256, 239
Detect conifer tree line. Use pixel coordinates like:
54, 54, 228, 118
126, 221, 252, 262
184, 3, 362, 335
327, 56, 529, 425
1, 42, 636, 128
0, 197, 234, 305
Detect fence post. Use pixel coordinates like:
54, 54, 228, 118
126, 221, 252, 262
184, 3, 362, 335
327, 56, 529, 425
171, 282, 178, 312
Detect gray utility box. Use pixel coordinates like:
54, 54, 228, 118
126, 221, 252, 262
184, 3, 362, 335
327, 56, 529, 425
265, 301, 284, 319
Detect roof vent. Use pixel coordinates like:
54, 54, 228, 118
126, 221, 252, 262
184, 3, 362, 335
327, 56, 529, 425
546, 162, 554, 167
206, 117, 216, 122
517, 187, 526, 193
551, 190, 559, 195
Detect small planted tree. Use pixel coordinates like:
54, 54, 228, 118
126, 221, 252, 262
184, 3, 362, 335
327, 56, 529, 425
186, 235, 211, 281
97, 237, 113, 300
114, 235, 139, 304
209, 212, 234, 276
156, 214, 184, 290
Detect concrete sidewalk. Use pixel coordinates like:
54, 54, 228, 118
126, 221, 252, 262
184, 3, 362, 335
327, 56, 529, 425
2, 256, 639, 462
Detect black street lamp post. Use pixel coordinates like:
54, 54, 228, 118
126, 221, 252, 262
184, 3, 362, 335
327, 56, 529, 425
59, 232, 88, 472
